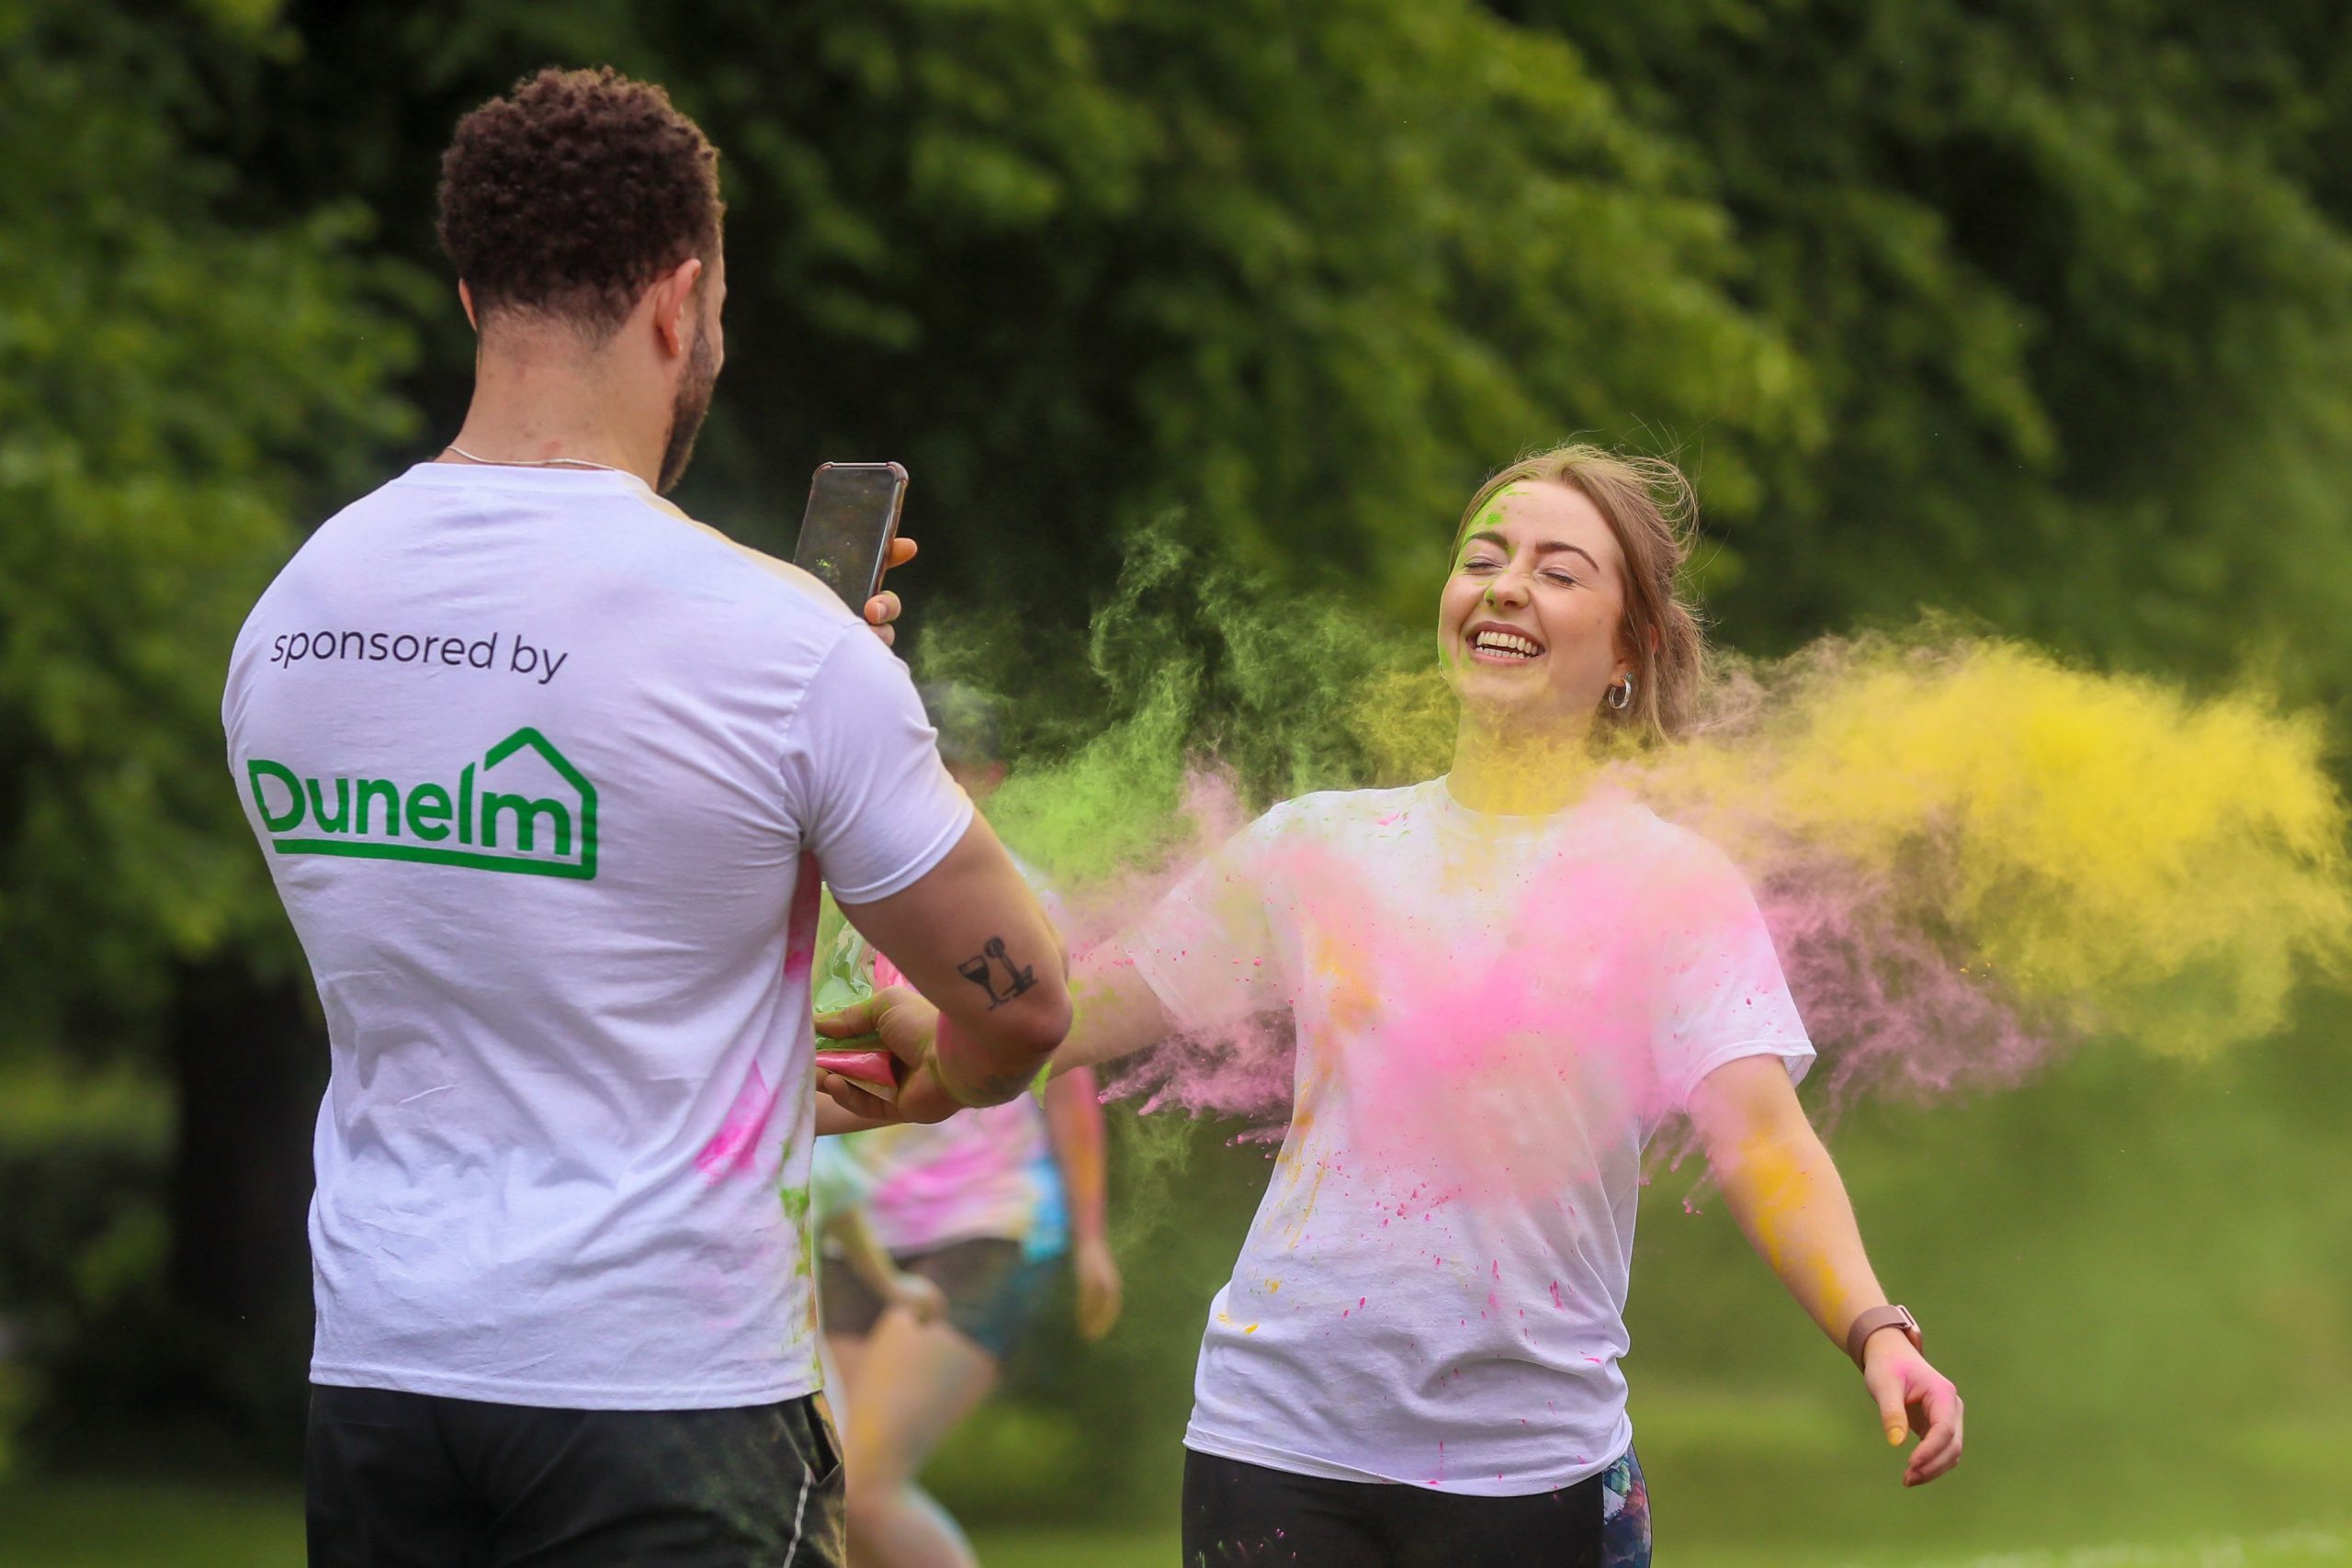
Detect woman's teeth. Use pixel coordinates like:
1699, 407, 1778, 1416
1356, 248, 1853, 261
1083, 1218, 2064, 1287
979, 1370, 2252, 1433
1473, 630, 1542, 659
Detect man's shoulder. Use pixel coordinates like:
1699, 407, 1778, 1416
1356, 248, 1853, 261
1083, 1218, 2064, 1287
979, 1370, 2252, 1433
230, 468, 869, 694
639, 499, 861, 626
329, 465, 855, 619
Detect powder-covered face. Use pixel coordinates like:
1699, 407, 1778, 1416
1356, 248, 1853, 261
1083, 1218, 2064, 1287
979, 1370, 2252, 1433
1439, 481, 1631, 729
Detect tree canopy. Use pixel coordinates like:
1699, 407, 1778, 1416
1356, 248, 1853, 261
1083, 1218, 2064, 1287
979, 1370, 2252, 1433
0, 0, 418, 1060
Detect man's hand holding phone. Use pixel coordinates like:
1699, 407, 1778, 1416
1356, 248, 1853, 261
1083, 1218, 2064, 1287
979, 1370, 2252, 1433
795, 460, 911, 642
860, 536, 918, 648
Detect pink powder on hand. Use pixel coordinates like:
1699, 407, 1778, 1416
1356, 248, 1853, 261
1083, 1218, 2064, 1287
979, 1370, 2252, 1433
814, 1050, 899, 1101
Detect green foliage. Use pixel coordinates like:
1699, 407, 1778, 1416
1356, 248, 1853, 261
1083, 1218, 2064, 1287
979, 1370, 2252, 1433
0, 0, 420, 1056
216, 0, 1814, 625
15, 0, 2352, 1059
1526, 0, 2352, 696
666, 0, 1813, 611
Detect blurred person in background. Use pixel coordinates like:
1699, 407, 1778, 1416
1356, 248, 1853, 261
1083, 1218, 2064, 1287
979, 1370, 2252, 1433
821, 683, 1123, 1568
823, 447, 1962, 1567
223, 66, 1069, 1568
808, 1135, 951, 1419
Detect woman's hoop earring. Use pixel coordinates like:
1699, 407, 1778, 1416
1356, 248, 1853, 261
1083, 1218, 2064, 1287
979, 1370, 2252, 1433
1607, 674, 1634, 713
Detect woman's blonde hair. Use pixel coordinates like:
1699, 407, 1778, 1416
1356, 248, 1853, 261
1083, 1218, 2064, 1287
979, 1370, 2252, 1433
1453, 444, 1707, 743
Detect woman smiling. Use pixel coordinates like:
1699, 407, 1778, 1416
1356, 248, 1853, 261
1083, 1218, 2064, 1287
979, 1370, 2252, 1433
820, 444, 1963, 1567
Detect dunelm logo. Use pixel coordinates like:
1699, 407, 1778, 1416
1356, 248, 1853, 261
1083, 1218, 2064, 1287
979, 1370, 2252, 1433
245, 728, 598, 880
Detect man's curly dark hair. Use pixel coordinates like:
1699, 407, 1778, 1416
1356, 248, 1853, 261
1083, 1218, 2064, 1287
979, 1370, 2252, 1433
437, 66, 723, 335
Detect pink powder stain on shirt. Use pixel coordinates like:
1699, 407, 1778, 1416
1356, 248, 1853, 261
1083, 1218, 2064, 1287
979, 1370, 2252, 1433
1272, 836, 1668, 1205
1112, 820, 1677, 1209
695, 1064, 778, 1180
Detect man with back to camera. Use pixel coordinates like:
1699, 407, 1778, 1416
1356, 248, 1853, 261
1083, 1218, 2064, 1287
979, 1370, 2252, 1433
221, 67, 1070, 1566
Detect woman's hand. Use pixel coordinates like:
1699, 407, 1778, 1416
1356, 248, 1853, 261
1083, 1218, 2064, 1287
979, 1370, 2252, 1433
1861, 1333, 1964, 1486
1071, 1235, 1124, 1342
1692, 1056, 1965, 1487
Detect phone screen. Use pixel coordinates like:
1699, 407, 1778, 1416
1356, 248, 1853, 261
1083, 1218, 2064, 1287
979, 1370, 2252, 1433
792, 462, 908, 608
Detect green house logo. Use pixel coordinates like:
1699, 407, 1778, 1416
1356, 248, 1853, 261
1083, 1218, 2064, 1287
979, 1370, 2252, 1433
246, 727, 598, 880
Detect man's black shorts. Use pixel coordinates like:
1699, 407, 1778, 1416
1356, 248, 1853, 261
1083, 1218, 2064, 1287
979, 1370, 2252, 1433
307, 1383, 842, 1567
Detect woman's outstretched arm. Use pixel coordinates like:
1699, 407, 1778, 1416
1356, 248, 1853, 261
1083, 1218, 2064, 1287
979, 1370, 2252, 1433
818, 941, 1176, 1122
1689, 1055, 1965, 1487
1046, 943, 1178, 1075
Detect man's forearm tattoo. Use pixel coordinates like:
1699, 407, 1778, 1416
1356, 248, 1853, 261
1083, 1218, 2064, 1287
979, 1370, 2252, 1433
956, 935, 1037, 1010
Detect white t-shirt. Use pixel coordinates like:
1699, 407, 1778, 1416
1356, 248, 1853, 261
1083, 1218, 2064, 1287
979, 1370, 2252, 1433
1127, 777, 1812, 1495
221, 463, 973, 1410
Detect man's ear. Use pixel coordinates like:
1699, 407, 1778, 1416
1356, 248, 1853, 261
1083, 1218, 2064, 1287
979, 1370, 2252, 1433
458, 280, 478, 332
650, 257, 705, 359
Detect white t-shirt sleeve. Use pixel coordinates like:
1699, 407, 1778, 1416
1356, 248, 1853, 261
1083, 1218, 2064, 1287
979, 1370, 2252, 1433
1648, 839, 1815, 1113
1125, 807, 1291, 1032
780, 628, 975, 903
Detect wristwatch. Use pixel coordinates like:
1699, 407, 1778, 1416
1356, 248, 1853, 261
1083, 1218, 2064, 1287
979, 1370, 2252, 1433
1844, 1304, 1921, 1370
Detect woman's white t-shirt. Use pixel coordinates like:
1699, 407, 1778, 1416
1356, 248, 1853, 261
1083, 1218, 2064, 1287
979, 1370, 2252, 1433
1127, 778, 1812, 1495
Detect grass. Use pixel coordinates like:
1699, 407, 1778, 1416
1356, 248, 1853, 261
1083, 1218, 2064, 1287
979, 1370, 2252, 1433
0, 1468, 2340, 1568
0, 1479, 302, 1567
0, 1485, 2339, 1567
0, 1381, 2345, 1563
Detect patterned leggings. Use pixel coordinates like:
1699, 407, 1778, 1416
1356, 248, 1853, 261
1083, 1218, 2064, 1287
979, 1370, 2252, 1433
1601, 1449, 1653, 1566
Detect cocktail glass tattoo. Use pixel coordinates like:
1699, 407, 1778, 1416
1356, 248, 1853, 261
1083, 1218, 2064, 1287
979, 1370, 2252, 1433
956, 937, 1037, 1009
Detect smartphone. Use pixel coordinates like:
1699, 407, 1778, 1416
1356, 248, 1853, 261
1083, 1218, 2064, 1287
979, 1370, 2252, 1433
792, 461, 909, 609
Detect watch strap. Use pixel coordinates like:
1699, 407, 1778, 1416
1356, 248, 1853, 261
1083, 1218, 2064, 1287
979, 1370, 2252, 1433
1845, 1304, 1921, 1370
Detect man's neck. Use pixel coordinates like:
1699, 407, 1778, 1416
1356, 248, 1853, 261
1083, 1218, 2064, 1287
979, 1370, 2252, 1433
440, 334, 663, 488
